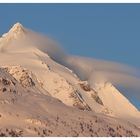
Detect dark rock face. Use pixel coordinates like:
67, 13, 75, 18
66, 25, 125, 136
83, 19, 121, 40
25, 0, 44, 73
79, 83, 91, 91
91, 94, 104, 106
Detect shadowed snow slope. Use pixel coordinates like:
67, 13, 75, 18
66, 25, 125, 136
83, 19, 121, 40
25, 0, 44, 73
0, 23, 139, 136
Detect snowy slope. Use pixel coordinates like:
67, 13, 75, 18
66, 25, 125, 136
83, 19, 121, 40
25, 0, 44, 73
0, 67, 139, 136
0, 23, 139, 136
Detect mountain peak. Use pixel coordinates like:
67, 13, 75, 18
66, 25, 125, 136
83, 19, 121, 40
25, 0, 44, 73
12, 22, 23, 28
9, 22, 25, 34
1, 22, 26, 39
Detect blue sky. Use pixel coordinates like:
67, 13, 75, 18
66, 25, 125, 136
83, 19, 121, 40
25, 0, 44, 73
0, 4, 140, 108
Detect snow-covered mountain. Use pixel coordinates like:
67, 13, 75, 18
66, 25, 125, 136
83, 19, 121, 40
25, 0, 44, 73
0, 23, 139, 136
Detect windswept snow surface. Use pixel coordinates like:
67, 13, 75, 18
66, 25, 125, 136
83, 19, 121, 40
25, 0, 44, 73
0, 23, 139, 136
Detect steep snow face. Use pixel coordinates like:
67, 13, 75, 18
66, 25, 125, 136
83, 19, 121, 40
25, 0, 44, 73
92, 82, 140, 125
3, 65, 99, 111
0, 22, 139, 130
93, 82, 138, 116
0, 43, 103, 112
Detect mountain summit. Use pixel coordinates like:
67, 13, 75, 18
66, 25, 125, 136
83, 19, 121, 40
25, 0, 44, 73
1, 22, 26, 40
0, 22, 27, 52
9, 22, 25, 34
8, 22, 26, 38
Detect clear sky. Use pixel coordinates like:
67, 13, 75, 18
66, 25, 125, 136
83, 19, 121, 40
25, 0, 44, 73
0, 3, 140, 108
